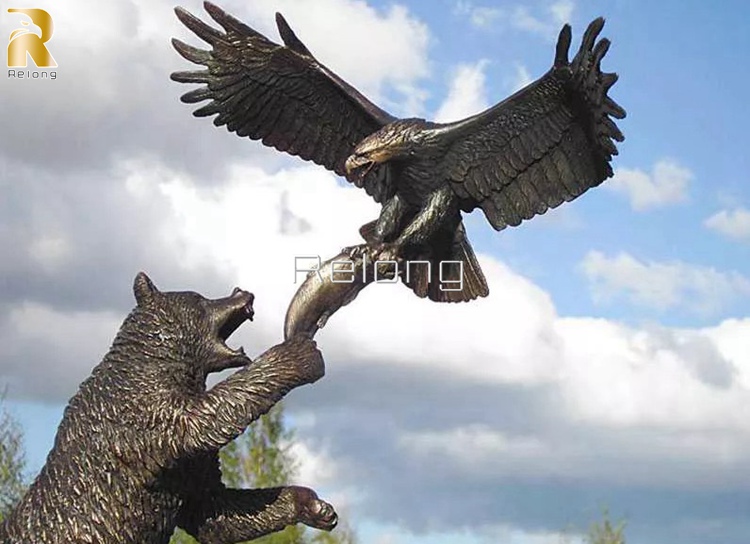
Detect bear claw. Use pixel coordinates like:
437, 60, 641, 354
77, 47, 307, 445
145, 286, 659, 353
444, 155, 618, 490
304, 498, 338, 531
290, 486, 339, 531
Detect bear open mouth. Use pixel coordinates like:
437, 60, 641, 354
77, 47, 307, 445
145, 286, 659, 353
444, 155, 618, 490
215, 288, 255, 359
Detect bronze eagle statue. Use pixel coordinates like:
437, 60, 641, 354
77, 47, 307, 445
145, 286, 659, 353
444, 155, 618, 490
171, 3, 625, 303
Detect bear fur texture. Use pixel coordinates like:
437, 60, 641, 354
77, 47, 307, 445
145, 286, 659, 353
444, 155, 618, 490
0, 273, 337, 544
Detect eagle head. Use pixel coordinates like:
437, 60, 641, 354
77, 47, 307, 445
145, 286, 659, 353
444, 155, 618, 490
344, 119, 427, 175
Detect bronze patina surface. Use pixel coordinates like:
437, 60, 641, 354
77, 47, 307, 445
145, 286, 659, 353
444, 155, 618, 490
0, 274, 336, 543
172, 3, 626, 307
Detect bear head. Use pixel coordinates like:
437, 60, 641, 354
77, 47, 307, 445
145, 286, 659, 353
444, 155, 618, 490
128, 272, 255, 376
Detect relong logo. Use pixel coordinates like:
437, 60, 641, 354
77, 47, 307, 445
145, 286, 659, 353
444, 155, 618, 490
7, 8, 57, 68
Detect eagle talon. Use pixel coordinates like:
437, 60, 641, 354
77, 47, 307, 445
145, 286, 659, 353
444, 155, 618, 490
341, 245, 368, 260
366, 243, 404, 280
368, 243, 402, 264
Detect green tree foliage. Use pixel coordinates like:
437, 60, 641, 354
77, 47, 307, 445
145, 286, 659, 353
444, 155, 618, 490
218, 401, 306, 544
0, 396, 26, 521
557, 509, 627, 544
584, 509, 626, 544
171, 403, 356, 544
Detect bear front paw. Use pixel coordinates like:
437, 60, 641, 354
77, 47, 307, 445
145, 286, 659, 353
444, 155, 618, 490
287, 486, 338, 531
280, 337, 326, 384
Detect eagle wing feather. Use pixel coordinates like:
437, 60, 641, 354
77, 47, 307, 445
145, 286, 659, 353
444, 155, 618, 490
171, 2, 396, 202
439, 18, 626, 230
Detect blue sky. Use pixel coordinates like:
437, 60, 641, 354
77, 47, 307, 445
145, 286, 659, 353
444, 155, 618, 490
1, 0, 749, 543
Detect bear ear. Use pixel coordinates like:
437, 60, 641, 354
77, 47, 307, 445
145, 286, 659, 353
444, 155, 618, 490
133, 272, 159, 305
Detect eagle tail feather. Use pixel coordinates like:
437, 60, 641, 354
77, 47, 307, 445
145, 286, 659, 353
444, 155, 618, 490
402, 224, 489, 303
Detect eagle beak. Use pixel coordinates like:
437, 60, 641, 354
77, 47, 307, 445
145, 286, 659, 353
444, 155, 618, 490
345, 148, 394, 175
345, 154, 370, 175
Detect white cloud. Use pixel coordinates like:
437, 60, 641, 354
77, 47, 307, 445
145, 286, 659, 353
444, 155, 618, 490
289, 439, 337, 489
159, 164, 565, 387
3, 159, 750, 537
510, 1, 575, 40
454, 1, 504, 28
470, 6, 504, 28
580, 250, 750, 316
113, 165, 750, 446
233, 0, 431, 116
556, 318, 746, 430
4, 0, 750, 541
392, 312, 750, 490
509, 6, 550, 36
374, 534, 398, 544
607, 159, 692, 211
27, 235, 72, 272
705, 208, 750, 242
549, 0, 575, 27
508, 63, 533, 93
0, 0, 433, 177
362, 522, 582, 544
455, 0, 574, 39
0, 303, 123, 399
288, 438, 360, 510
434, 60, 490, 122
8, 158, 749, 462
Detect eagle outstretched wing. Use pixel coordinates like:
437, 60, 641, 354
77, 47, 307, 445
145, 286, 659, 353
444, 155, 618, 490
440, 18, 626, 230
171, 2, 397, 203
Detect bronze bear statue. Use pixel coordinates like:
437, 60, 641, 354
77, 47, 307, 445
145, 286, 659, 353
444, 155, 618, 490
0, 273, 337, 543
